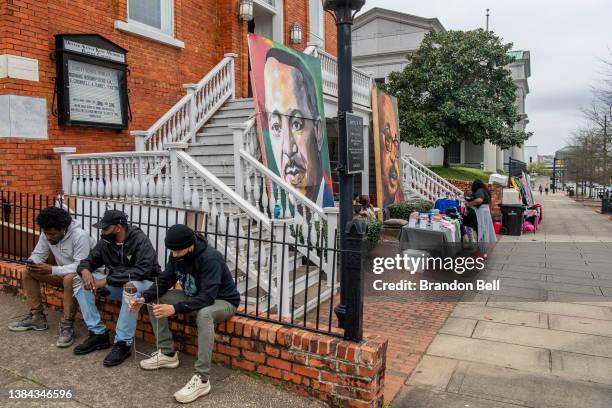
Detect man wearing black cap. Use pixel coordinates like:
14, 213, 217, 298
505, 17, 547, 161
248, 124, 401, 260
128, 224, 240, 404
73, 209, 161, 367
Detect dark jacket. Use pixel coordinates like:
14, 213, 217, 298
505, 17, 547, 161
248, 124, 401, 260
142, 234, 240, 314
77, 225, 161, 287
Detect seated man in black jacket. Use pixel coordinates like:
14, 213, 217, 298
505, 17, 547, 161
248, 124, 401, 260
129, 224, 240, 404
74, 210, 160, 367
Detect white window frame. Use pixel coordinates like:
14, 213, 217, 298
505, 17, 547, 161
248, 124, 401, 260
309, 0, 325, 48
114, 0, 184, 49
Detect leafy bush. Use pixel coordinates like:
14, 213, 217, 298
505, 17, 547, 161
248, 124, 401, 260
388, 199, 434, 220
366, 218, 382, 243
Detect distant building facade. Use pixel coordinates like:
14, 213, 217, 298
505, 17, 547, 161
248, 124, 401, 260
351, 7, 531, 171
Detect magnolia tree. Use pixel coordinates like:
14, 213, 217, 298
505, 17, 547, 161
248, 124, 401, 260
383, 29, 531, 167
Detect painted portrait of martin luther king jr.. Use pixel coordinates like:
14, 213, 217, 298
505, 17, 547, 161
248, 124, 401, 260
372, 88, 404, 213
248, 34, 334, 215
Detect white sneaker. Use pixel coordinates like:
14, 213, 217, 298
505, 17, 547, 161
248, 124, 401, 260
139, 350, 179, 370
174, 374, 211, 404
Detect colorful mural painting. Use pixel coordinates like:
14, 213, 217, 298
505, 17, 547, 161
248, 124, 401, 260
372, 87, 404, 213
247, 34, 334, 214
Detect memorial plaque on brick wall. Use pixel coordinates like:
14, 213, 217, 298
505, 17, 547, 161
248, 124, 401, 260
55, 34, 128, 129
346, 112, 364, 174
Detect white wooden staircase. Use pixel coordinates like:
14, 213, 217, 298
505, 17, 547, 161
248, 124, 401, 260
57, 50, 375, 320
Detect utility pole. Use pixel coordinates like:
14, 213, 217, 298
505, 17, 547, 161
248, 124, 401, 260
604, 114, 608, 193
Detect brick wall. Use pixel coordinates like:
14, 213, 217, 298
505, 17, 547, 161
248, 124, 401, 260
447, 179, 503, 220
0, 0, 338, 195
0, 261, 387, 408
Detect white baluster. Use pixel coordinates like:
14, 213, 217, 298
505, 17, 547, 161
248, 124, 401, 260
252, 171, 261, 208
147, 157, 156, 200
96, 159, 104, 198
125, 158, 133, 200
91, 159, 98, 198
154, 158, 163, 205
261, 176, 269, 215
83, 159, 91, 196
189, 170, 199, 210
77, 161, 84, 196
131, 158, 140, 200
104, 159, 112, 199
118, 158, 126, 198
244, 161, 252, 204
70, 161, 78, 196
163, 161, 171, 206
200, 182, 210, 213
138, 157, 147, 201
183, 164, 191, 208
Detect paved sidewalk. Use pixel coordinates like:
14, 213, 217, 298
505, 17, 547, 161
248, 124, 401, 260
0, 293, 325, 408
394, 192, 612, 407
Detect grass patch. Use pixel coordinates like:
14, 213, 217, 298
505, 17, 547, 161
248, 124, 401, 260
428, 165, 491, 182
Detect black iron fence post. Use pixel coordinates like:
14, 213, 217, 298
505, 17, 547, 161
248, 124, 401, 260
324, 0, 366, 342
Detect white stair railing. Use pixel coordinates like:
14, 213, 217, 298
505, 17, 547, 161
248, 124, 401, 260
401, 156, 464, 202
131, 54, 237, 151
60, 151, 172, 206
231, 118, 339, 292
403, 155, 465, 198
304, 46, 373, 109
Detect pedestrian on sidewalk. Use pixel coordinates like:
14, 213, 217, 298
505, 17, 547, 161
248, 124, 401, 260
73, 209, 160, 367
464, 179, 497, 256
545, 186, 549, 195
8, 207, 97, 348
539, 185, 543, 195
129, 224, 240, 404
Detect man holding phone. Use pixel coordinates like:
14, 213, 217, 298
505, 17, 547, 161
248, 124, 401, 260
8, 207, 97, 348
128, 224, 240, 403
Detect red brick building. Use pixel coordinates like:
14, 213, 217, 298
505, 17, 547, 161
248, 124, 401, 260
0, 0, 338, 194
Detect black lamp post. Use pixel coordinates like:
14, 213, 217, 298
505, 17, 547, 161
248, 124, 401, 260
324, 0, 365, 342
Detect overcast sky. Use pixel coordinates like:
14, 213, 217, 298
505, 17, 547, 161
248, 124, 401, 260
358, 0, 612, 155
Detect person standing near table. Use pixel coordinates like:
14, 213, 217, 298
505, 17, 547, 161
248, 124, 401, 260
465, 179, 497, 256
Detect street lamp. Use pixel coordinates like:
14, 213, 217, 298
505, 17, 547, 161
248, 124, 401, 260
324, 0, 365, 342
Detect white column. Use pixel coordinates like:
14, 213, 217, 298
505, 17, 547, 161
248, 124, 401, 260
53, 147, 77, 195
224, 53, 238, 99
230, 123, 246, 199
131, 131, 148, 151
167, 142, 188, 208
483, 140, 497, 172
183, 83, 198, 144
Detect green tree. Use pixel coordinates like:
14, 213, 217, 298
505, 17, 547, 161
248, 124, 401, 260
527, 161, 550, 176
383, 29, 531, 167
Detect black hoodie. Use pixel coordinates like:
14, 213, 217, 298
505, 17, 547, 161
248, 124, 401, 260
77, 225, 161, 286
142, 234, 240, 314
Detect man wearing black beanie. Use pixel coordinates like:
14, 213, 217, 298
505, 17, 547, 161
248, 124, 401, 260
128, 224, 240, 404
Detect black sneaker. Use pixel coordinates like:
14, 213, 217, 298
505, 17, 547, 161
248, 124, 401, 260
73, 330, 111, 355
103, 341, 132, 367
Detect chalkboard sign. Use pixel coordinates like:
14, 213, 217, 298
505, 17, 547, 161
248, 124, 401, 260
346, 112, 364, 174
55, 34, 128, 129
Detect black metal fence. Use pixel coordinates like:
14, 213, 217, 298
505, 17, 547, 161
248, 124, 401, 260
0, 191, 348, 338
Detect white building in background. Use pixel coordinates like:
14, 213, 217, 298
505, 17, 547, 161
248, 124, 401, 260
351, 7, 531, 171
524, 145, 538, 163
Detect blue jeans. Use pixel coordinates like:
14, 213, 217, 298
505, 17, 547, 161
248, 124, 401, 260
73, 271, 152, 345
